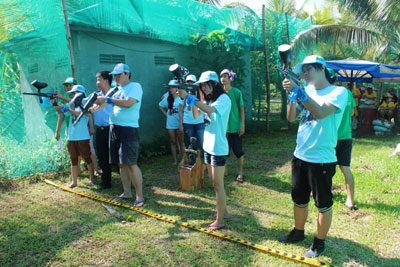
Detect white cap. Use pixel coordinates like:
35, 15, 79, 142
168, 80, 179, 87
196, 71, 219, 84
186, 74, 197, 82
294, 55, 326, 74
66, 85, 86, 94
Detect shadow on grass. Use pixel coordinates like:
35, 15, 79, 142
327, 236, 400, 266
0, 202, 117, 266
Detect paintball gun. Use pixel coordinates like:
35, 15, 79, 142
169, 64, 199, 94
274, 44, 301, 86
23, 80, 58, 106
72, 86, 120, 126
68, 92, 84, 110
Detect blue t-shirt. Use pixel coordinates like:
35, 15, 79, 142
203, 94, 231, 156
93, 91, 112, 127
294, 84, 347, 163
67, 107, 90, 141
181, 99, 204, 124
110, 82, 143, 128
159, 96, 183, 129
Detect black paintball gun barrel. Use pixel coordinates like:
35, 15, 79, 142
274, 44, 301, 87
23, 80, 58, 106
72, 86, 120, 126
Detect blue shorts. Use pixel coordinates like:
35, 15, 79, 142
204, 151, 228, 167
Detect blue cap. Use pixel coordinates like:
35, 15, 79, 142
110, 63, 130, 75
66, 85, 86, 94
196, 71, 219, 84
168, 80, 179, 87
294, 55, 326, 74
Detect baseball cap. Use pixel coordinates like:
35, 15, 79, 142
110, 63, 130, 75
294, 55, 326, 74
66, 85, 86, 94
196, 71, 219, 84
168, 80, 179, 87
186, 74, 197, 82
62, 77, 77, 85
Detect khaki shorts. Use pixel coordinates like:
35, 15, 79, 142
67, 140, 92, 166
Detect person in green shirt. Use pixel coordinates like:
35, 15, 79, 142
336, 86, 357, 210
220, 69, 245, 183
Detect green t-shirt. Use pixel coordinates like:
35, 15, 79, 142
226, 87, 244, 133
337, 89, 356, 140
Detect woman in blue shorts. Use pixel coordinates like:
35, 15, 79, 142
179, 71, 231, 230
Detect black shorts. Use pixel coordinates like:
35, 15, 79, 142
109, 125, 139, 165
204, 151, 228, 167
227, 133, 245, 158
291, 156, 336, 212
335, 139, 352, 167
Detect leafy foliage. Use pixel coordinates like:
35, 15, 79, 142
189, 29, 247, 90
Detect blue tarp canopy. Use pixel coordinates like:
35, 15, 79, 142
326, 58, 400, 83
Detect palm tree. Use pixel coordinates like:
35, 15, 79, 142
291, 0, 400, 63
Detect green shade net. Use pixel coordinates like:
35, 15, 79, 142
0, 0, 312, 177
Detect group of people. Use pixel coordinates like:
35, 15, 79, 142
158, 69, 245, 183
50, 63, 246, 229
47, 53, 359, 258
351, 84, 399, 124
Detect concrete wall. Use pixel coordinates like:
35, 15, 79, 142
70, 28, 252, 147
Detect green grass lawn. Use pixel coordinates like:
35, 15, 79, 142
1, 129, 399, 266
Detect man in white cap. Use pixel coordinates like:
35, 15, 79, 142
279, 55, 347, 258
96, 63, 145, 207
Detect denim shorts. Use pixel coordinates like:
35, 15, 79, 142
204, 151, 228, 167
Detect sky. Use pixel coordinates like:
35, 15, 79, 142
220, 0, 327, 15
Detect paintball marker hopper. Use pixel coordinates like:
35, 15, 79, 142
169, 64, 189, 80
274, 44, 301, 86
278, 44, 294, 68
23, 80, 57, 105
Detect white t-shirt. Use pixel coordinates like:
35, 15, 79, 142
182, 99, 205, 124
294, 84, 347, 163
110, 82, 143, 128
159, 96, 183, 129
203, 94, 231, 156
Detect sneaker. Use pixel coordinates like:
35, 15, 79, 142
304, 237, 325, 258
278, 228, 305, 243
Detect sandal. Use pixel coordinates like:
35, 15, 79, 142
208, 213, 231, 219
134, 199, 145, 207
113, 196, 133, 202
236, 175, 244, 183
345, 203, 358, 211
86, 181, 95, 187
206, 222, 226, 230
